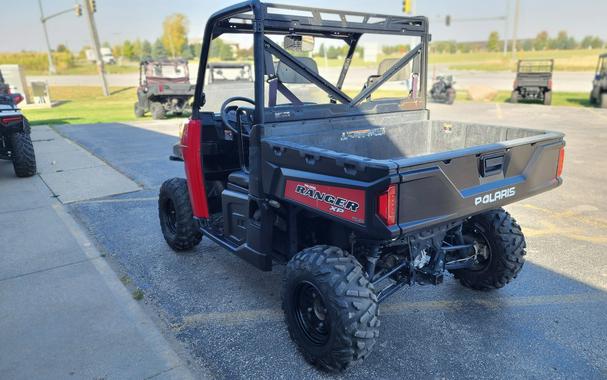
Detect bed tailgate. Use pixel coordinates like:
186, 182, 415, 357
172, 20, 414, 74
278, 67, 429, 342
395, 134, 565, 234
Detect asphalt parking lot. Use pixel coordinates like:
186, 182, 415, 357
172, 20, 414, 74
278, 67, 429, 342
54, 102, 607, 379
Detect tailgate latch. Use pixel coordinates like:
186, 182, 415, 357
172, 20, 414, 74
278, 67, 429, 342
480, 154, 505, 177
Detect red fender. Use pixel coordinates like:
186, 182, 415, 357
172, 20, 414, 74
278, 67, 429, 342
181, 119, 209, 218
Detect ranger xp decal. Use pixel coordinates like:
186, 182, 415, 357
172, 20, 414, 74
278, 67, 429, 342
284, 180, 366, 224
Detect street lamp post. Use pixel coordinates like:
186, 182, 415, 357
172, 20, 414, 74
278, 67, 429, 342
37, 0, 57, 75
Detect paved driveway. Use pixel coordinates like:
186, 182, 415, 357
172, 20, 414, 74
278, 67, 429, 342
55, 103, 607, 379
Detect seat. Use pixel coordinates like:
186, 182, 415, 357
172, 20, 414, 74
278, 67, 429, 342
228, 170, 249, 189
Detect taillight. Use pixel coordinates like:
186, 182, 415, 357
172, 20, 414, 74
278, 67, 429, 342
0, 115, 23, 125
377, 184, 397, 226
547, 79, 553, 90
513, 80, 518, 89
557, 147, 565, 177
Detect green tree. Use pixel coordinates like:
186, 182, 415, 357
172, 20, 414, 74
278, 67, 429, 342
534, 31, 549, 50
56, 44, 69, 53
209, 38, 234, 60
190, 42, 202, 59
162, 13, 189, 58
181, 44, 194, 59
522, 39, 534, 51
551, 30, 576, 49
122, 40, 135, 60
132, 39, 143, 60
316, 43, 326, 58
487, 31, 500, 52
152, 38, 167, 59
590, 36, 604, 49
141, 40, 152, 58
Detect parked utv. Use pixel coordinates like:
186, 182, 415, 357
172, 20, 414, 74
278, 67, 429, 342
0, 95, 36, 177
429, 74, 456, 104
134, 58, 195, 119
511, 59, 553, 105
590, 53, 607, 108
206, 62, 253, 84
158, 1, 565, 371
0, 70, 24, 106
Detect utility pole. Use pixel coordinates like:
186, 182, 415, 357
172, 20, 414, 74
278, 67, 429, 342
37, 0, 57, 75
503, 0, 510, 56
511, 0, 520, 60
83, 0, 109, 96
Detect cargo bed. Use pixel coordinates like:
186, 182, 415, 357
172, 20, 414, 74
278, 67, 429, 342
263, 114, 564, 235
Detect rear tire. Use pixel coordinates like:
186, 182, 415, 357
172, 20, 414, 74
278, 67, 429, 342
134, 102, 145, 117
451, 208, 526, 290
10, 132, 36, 177
510, 91, 519, 103
158, 178, 202, 251
601, 93, 607, 109
283, 245, 379, 372
543, 91, 552, 106
151, 102, 166, 119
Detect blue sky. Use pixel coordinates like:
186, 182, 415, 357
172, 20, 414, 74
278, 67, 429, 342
2, 0, 606, 52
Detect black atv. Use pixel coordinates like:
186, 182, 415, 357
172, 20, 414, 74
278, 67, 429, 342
134, 59, 195, 119
511, 59, 553, 105
589, 53, 607, 108
430, 75, 456, 104
0, 95, 36, 177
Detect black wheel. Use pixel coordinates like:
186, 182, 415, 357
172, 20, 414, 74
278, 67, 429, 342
543, 91, 552, 106
151, 102, 166, 120
10, 131, 36, 177
134, 102, 145, 117
510, 90, 519, 103
451, 208, 526, 290
158, 177, 202, 251
283, 245, 379, 372
446, 88, 456, 105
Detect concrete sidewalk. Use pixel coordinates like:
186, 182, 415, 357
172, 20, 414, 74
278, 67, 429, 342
0, 134, 198, 378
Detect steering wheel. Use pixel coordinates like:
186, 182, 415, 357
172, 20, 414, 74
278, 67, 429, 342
220, 96, 255, 136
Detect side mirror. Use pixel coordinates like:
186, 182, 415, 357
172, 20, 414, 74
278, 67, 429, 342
284, 34, 315, 52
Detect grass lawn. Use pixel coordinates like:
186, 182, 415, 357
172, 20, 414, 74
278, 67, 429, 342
26, 64, 139, 76
312, 49, 603, 72
23, 86, 593, 126
431, 49, 603, 72
24, 86, 141, 125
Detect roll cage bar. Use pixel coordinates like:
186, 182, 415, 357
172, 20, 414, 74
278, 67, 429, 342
192, 0, 430, 123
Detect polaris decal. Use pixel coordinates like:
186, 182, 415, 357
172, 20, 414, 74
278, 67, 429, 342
285, 180, 366, 223
474, 187, 516, 206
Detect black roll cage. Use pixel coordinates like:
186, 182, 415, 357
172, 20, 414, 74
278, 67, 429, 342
192, 0, 430, 123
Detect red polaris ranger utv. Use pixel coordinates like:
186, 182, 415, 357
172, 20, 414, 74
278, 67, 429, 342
159, 1, 565, 371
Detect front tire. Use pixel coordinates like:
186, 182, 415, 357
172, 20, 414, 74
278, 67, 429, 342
10, 132, 36, 177
151, 102, 166, 119
283, 245, 379, 372
134, 102, 145, 117
158, 178, 202, 251
451, 208, 526, 290
446, 88, 456, 105
510, 90, 519, 103
543, 91, 552, 106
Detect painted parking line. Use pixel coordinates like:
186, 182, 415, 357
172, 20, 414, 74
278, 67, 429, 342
77, 196, 158, 204
176, 292, 607, 330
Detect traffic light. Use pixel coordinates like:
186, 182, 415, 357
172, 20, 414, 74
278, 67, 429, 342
402, 0, 411, 14
445, 15, 451, 26
74, 4, 82, 16
89, 0, 97, 12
